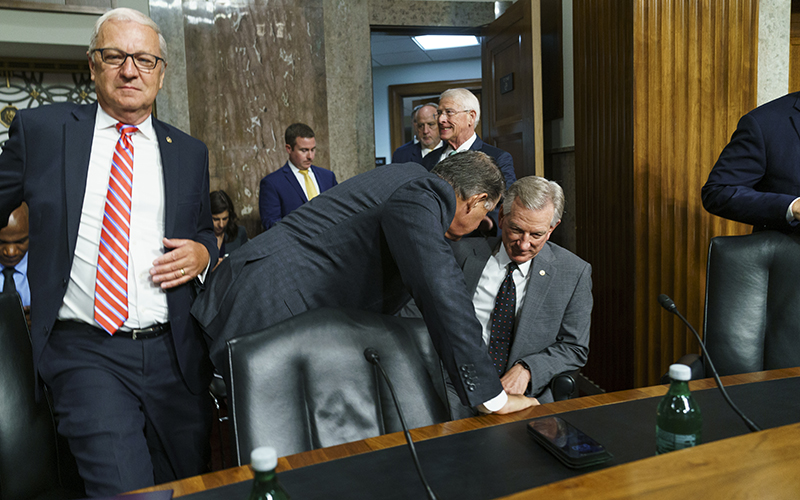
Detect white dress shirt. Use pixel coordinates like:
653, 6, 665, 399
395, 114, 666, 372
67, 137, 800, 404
288, 160, 320, 200
57, 106, 169, 329
437, 133, 478, 163
474, 241, 534, 413
421, 140, 443, 158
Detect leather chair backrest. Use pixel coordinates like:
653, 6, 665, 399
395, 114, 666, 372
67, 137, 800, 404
0, 293, 61, 499
227, 308, 450, 464
703, 231, 800, 376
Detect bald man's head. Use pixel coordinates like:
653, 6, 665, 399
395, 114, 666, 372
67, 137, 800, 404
0, 203, 29, 268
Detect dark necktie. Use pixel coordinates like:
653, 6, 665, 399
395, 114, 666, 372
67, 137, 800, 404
488, 262, 517, 376
2, 266, 16, 294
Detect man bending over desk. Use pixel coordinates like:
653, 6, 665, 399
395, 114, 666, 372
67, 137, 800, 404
193, 151, 539, 415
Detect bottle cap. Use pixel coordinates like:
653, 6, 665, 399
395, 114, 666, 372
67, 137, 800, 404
669, 364, 692, 381
250, 446, 278, 472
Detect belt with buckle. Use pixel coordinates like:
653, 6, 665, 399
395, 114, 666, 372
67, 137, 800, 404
116, 323, 171, 340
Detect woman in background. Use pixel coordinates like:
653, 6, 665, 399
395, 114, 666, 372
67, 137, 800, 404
210, 190, 248, 268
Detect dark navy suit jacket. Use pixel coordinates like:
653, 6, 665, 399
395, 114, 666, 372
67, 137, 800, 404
392, 140, 423, 164
702, 92, 800, 232
194, 164, 504, 407
0, 102, 217, 395
259, 162, 338, 229
422, 135, 517, 236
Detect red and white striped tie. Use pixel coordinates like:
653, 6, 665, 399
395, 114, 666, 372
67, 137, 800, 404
94, 123, 137, 334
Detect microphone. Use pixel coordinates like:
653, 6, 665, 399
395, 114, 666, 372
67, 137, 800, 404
363, 347, 438, 500
657, 294, 761, 432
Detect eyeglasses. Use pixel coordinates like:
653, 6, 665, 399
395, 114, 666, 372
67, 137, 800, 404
91, 48, 165, 72
436, 109, 471, 119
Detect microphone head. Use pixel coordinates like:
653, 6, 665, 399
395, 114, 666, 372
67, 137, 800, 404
657, 294, 678, 313
364, 347, 380, 364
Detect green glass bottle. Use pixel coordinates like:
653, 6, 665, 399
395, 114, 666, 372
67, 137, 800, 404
656, 364, 702, 454
247, 447, 291, 500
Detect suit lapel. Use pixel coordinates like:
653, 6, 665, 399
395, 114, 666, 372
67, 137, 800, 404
516, 243, 556, 336
462, 238, 497, 294
154, 118, 178, 236
64, 103, 97, 258
791, 95, 800, 143
469, 135, 484, 151
284, 163, 308, 202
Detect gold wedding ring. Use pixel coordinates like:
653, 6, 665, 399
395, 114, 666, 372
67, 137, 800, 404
180, 268, 186, 277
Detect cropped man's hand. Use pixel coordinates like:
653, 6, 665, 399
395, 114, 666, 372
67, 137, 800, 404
494, 394, 539, 414
151, 238, 209, 289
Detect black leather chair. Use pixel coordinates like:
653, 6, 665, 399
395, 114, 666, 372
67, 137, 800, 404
671, 230, 800, 381
0, 293, 83, 499
699, 231, 800, 376
226, 308, 451, 464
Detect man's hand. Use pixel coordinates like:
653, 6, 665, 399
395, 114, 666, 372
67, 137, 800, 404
494, 393, 539, 414
792, 199, 800, 221
501, 363, 532, 395
150, 238, 209, 289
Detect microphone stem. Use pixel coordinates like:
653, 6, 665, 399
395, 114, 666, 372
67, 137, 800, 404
372, 360, 439, 500
672, 308, 761, 432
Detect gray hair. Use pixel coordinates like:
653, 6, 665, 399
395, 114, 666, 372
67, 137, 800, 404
412, 103, 438, 124
89, 8, 168, 62
440, 88, 480, 124
432, 151, 505, 206
503, 176, 564, 227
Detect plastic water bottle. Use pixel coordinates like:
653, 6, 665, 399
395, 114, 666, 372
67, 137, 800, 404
656, 364, 702, 454
247, 446, 291, 500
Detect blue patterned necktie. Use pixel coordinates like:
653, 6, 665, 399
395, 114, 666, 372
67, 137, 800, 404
488, 262, 517, 376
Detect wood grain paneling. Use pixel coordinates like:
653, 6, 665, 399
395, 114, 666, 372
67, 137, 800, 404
575, 0, 756, 392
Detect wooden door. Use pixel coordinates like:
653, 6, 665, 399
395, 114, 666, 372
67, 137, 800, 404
481, 0, 544, 178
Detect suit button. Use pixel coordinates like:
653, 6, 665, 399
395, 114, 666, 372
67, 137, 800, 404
62, 279, 68, 286
460, 366, 468, 372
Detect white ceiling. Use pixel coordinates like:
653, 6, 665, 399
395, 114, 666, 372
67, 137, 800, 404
370, 32, 482, 67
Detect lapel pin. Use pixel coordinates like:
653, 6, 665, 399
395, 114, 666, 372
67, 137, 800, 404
539, 270, 546, 276
166, 136, 172, 143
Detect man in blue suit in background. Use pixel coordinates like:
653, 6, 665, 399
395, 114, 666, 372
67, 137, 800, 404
702, 91, 800, 232
259, 123, 338, 229
392, 103, 442, 164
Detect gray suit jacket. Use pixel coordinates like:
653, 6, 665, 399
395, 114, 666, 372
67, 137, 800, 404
192, 164, 504, 407
452, 237, 592, 403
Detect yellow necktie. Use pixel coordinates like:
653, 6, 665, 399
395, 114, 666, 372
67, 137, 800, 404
299, 169, 318, 200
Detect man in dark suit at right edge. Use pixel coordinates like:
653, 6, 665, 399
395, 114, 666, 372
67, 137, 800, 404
702, 91, 800, 231
193, 151, 539, 415
423, 88, 516, 236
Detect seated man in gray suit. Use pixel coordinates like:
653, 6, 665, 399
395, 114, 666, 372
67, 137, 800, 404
193, 151, 539, 415
448, 176, 591, 418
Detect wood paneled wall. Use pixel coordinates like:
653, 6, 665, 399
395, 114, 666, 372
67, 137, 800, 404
574, 0, 756, 391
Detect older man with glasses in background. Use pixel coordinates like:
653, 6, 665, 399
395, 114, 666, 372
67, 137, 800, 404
0, 7, 217, 496
423, 88, 516, 236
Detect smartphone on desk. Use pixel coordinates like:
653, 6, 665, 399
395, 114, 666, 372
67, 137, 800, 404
527, 416, 613, 468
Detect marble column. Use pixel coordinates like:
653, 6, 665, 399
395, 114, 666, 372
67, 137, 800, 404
181, 0, 329, 235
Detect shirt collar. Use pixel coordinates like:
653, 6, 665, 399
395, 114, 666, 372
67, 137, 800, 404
288, 160, 311, 174
445, 133, 478, 155
95, 105, 155, 140
495, 240, 532, 277
6, 251, 28, 274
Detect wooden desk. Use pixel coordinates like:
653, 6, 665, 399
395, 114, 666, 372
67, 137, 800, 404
136, 367, 800, 498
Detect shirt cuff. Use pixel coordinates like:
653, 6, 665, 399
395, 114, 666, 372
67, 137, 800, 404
195, 256, 211, 284
786, 197, 800, 223
477, 390, 508, 414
